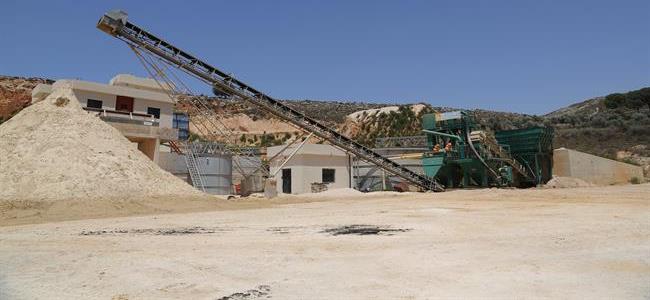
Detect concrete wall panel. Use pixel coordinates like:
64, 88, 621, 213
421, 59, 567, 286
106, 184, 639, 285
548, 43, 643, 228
553, 148, 643, 185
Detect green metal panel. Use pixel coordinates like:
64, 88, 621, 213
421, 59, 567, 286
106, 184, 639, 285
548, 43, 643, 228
495, 127, 554, 154
422, 155, 445, 178
422, 114, 437, 130
494, 126, 554, 185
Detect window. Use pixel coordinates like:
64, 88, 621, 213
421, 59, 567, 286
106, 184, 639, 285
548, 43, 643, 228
173, 113, 190, 140
86, 99, 102, 109
147, 107, 161, 119
322, 168, 335, 183
116, 96, 134, 112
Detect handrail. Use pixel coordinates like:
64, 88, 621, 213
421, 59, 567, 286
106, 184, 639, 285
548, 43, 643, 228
421, 129, 463, 141
83, 107, 156, 120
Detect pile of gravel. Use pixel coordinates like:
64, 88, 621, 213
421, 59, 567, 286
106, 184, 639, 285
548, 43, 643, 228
544, 176, 595, 188
0, 84, 202, 202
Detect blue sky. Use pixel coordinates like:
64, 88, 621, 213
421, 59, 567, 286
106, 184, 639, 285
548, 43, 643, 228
1, 0, 648, 114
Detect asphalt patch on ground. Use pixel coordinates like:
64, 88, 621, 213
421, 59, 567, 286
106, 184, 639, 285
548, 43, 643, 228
216, 285, 271, 300
321, 224, 411, 236
79, 226, 221, 236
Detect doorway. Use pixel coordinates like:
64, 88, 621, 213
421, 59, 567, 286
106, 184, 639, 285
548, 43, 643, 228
116, 96, 134, 112
281, 168, 291, 194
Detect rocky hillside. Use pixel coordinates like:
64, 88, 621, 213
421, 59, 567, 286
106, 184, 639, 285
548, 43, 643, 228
0, 75, 53, 122
544, 97, 604, 120
544, 89, 650, 164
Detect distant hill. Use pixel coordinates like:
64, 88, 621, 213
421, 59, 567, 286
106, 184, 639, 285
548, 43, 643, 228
544, 97, 604, 120
544, 89, 650, 160
1, 75, 647, 176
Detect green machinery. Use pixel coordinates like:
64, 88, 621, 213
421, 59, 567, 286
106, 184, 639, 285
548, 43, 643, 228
421, 111, 553, 188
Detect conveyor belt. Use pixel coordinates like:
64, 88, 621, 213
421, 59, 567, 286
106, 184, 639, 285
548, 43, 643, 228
97, 11, 444, 192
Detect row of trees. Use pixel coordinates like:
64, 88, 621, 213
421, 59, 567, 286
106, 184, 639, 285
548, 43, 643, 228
354, 105, 436, 146
239, 132, 293, 147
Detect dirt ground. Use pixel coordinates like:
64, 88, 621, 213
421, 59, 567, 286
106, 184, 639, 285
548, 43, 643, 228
1, 184, 649, 299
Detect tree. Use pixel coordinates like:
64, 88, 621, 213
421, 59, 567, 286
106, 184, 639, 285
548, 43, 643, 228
604, 93, 626, 109
640, 88, 650, 110
624, 91, 644, 111
590, 115, 607, 127
627, 88, 650, 111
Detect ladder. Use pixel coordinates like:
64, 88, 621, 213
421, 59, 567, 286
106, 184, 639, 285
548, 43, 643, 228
480, 134, 534, 182
97, 11, 444, 192
182, 142, 206, 192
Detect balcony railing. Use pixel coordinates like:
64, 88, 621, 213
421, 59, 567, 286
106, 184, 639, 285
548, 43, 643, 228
83, 107, 159, 127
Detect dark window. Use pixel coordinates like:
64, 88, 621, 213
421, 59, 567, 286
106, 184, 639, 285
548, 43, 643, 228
147, 107, 161, 119
322, 168, 335, 183
115, 96, 134, 112
86, 99, 102, 109
173, 112, 190, 140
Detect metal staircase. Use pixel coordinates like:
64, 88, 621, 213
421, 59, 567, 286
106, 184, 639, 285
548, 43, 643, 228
479, 133, 534, 182
181, 142, 206, 192
97, 10, 444, 192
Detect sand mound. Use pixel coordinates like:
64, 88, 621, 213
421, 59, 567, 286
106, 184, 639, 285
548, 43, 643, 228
544, 176, 595, 189
0, 85, 202, 203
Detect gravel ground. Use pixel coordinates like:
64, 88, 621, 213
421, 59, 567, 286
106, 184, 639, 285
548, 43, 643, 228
1, 184, 648, 299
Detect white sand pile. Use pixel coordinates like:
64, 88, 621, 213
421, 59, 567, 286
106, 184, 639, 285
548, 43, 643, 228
0, 85, 202, 203
347, 104, 426, 122
544, 176, 595, 189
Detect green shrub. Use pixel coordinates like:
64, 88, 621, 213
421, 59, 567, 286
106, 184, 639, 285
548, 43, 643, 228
630, 177, 641, 184
188, 132, 205, 142
604, 93, 626, 109
619, 157, 641, 166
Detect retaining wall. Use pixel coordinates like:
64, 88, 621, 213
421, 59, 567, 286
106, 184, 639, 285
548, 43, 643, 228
553, 148, 643, 185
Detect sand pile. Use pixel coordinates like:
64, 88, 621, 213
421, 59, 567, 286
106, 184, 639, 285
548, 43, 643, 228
0, 85, 202, 203
544, 176, 595, 188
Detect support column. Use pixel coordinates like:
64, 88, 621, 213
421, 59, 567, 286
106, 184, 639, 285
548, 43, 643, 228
137, 138, 160, 164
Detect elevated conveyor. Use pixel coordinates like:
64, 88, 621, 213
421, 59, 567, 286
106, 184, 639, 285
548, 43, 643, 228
97, 11, 444, 192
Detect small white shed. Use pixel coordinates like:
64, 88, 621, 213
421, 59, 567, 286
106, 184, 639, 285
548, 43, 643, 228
267, 143, 352, 194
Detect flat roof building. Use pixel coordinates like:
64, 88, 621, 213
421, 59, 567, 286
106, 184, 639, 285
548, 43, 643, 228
32, 74, 177, 164
267, 143, 352, 194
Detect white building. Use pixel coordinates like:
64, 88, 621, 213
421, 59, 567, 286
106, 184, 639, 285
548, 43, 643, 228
267, 144, 352, 194
31, 74, 177, 164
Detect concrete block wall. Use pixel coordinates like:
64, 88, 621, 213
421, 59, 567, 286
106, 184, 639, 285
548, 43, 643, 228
553, 148, 643, 185
267, 144, 352, 195
270, 154, 351, 194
